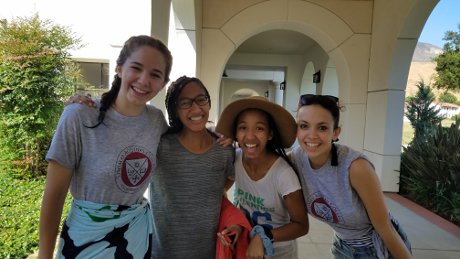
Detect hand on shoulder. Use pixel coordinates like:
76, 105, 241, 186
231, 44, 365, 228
64, 94, 97, 108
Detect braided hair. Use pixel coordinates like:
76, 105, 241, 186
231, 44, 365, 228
88, 35, 172, 128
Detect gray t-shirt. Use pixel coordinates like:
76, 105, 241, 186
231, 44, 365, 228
150, 133, 235, 259
290, 144, 374, 241
46, 101, 167, 206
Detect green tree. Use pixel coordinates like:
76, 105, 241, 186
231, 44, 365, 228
433, 24, 460, 91
405, 80, 444, 141
438, 91, 458, 104
0, 14, 83, 178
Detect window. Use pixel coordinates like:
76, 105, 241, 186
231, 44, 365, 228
76, 61, 110, 89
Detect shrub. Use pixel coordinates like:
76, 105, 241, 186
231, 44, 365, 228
400, 120, 460, 226
0, 172, 70, 258
0, 14, 83, 179
438, 91, 458, 104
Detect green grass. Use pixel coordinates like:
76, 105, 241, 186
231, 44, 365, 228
441, 118, 455, 126
0, 173, 45, 258
0, 172, 70, 259
402, 118, 455, 148
402, 122, 415, 147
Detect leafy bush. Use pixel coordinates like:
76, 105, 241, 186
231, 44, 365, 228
0, 14, 83, 179
433, 24, 460, 91
0, 172, 70, 258
438, 91, 458, 103
400, 120, 460, 226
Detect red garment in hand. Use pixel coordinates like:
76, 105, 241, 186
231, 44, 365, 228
216, 197, 252, 259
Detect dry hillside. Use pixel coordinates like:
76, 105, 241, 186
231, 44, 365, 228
406, 42, 460, 99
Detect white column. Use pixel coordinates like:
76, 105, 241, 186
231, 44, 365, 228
149, 0, 172, 110
364, 91, 406, 192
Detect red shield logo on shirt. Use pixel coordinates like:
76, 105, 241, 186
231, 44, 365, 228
310, 197, 340, 223
116, 146, 154, 193
123, 155, 150, 186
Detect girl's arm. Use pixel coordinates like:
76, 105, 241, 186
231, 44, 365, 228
246, 190, 309, 258
271, 189, 309, 242
246, 235, 264, 259
349, 158, 412, 259
38, 161, 72, 259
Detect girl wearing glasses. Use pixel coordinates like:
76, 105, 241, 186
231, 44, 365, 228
290, 94, 412, 259
150, 76, 239, 258
216, 96, 309, 259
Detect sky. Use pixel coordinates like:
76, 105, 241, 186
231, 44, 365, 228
418, 0, 460, 48
0, 0, 152, 58
0, 0, 458, 50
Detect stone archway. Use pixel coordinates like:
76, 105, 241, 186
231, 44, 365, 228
201, 0, 359, 145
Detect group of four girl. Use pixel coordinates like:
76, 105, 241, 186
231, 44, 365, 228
39, 34, 412, 259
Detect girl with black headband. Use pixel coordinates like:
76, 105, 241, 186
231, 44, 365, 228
290, 94, 412, 259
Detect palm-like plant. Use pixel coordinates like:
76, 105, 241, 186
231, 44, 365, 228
401, 120, 460, 225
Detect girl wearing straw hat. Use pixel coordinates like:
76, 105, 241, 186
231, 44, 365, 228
216, 96, 309, 259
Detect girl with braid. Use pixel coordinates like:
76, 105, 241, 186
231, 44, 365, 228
39, 35, 172, 259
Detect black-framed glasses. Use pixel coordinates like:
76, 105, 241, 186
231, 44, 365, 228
298, 94, 339, 108
177, 95, 210, 109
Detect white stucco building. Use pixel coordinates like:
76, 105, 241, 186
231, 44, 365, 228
433, 102, 460, 118
1, 0, 443, 192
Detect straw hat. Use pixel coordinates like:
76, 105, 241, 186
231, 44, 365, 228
216, 96, 297, 148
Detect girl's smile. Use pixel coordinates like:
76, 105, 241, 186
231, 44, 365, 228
236, 109, 273, 159
297, 104, 340, 169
